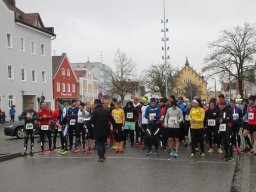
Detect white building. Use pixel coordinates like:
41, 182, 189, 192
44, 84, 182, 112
0, 0, 55, 119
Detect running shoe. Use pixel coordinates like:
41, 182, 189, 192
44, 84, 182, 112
208, 148, 214, 153
119, 149, 124, 153
60, 150, 68, 155
48, 150, 54, 154
169, 151, 174, 158
39, 151, 44, 155
218, 148, 224, 154
82, 148, 86, 152
145, 150, 150, 156
73, 147, 80, 153
227, 157, 234, 161
190, 153, 195, 159
97, 158, 104, 162
111, 145, 117, 150
236, 147, 241, 152
233, 147, 237, 152
30, 151, 33, 156
195, 148, 199, 153
23, 151, 27, 157
115, 149, 119, 153
58, 149, 64, 154
201, 153, 205, 158
89, 148, 94, 153
173, 152, 178, 158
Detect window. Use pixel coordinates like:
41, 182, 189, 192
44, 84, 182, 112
62, 68, 65, 76
31, 41, 36, 54
57, 82, 60, 92
42, 71, 46, 83
67, 84, 71, 92
41, 44, 45, 56
21, 68, 26, 81
20, 38, 25, 51
7, 33, 12, 48
62, 83, 66, 92
72, 84, 75, 93
8, 95, 14, 108
7, 65, 13, 79
67, 69, 70, 76
32, 70, 36, 82
184, 77, 191, 84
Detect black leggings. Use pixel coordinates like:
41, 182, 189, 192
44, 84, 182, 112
160, 126, 168, 148
232, 124, 241, 147
220, 128, 233, 158
68, 125, 76, 148
53, 129, 61, 148
145, 124, 160, 151
190, 128, 204, 154
75, 123, 86, 148
124, 129, 134, 146
39, 129, 52, 151
24, 129, 34, 152
114, 124, 124, 142
135, 122, 142, 143
60, 125, 68, 150
207, 126, 221, 148
10, 115, 15, 123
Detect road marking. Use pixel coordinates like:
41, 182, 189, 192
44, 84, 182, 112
30, 156, 236, 165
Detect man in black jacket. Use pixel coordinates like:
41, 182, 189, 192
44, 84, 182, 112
90, 99, 116, 162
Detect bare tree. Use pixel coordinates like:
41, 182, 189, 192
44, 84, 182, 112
111, 49, 137, 103
144, 63, 177, 97
202, 23, 256, 97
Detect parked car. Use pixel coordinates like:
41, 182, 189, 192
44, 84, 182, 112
4, 121, 40, 139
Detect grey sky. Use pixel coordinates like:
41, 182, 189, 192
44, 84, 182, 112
17, 0, 256, 90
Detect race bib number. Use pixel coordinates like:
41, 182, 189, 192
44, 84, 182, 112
78, 117, 84, 123
233, 113, 239, 120
25, 123, 33, 130
114, 116, 120, 121
185, 115, 189, 121
127, 113, 133, 119
248, 113, 254, 120
58, 127, 62, 132
219, 124, 226, 132
41, 125, 49, 130
149, 113, 156, 121
169, 117, 178, 125
208, 119, 216, 126
70, 119, 76, 125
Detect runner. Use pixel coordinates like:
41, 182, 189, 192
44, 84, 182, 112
85, 102, 94, 154
164, 101, 184, 158
67, 99, 79, 151
90, 99, 116, 162
205, 99, 223, 153
184, 103, 191, 146
218, 100, 233, 161
19, 101, 39, 156
159, 97, 168, 150
243, 95, 256, 155
188, 98, 205, 159
58, 101, 68, 155
177, 96, 186, 145
123, 101, 137, 148
38, 102, 54, 155
230, 100, 242, 152
242, 98, 253, 152
145, 98, 161, 156
139, 97, 149, 150
133, 96, 142, 145
74, 102, 91, 153
52, 103, 61, 150
112, 101, 125, 153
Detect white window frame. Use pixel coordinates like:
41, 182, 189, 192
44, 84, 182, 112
41, 44, 45, 56
21, 67, 27, 81
32, 70, 37, 82
62, 83, 66, 92
6, 33, 13, 48
31, 41, 36, 54
57, 82, 60, 92
67, 84, 71, 93
72, 84, 75, 93
62, 68, 65, 76
7, 65, 14, 79
20, 37, 25, 52
67, 69, 70, 76
8, 95, 15, 108
42, 71, 46, 83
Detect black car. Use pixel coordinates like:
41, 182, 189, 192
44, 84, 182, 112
4, 121, 40, 139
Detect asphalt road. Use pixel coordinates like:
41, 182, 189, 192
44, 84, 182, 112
0, 146, 235, 192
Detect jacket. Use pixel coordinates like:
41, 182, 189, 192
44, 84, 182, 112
90, 104, 116, 139
205, 107, 219, 127
188, 107, 205, 129
19, 109, 39, 127
164, 107, 183, 128
231, 106, 242, 126
145, 105, 161, 125
218, 107, 233, 129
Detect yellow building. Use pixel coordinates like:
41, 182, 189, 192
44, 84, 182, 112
172, 58, 207, 101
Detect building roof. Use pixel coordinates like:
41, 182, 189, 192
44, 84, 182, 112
3, 0, 55, 36
52, 54, 64, 78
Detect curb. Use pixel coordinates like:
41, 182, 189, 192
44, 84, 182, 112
0, 152, 22, 162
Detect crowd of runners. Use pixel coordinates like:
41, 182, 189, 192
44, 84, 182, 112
19, 93, 256, 162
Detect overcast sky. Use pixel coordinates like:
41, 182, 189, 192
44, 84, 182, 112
16, 0, 256, 90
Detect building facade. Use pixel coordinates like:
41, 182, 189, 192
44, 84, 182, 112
74, 63, 98, 104
0, 0, 55, 119
72, 61, 112, 97
52, 53, 79, 108
173, 58, 208, 100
